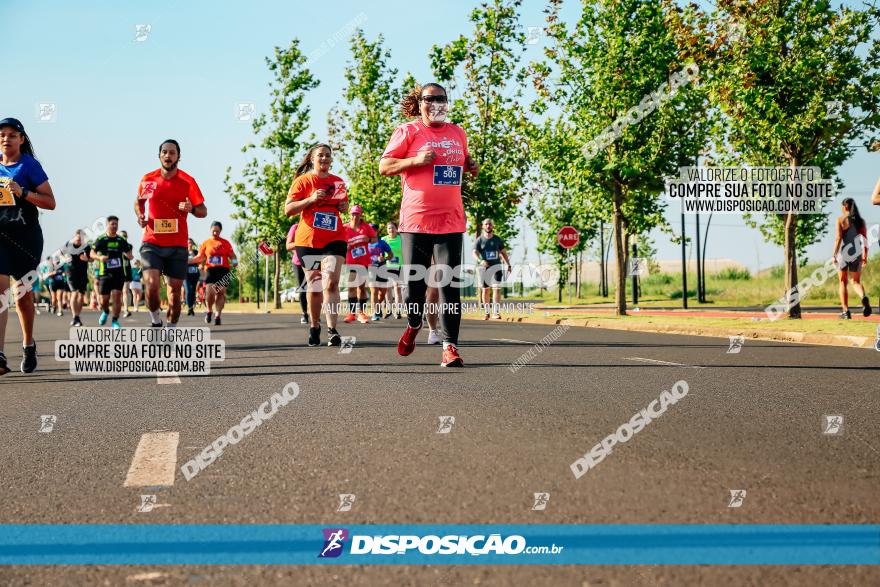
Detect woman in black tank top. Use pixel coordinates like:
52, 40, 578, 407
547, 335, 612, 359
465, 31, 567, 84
832, 198, 870, 319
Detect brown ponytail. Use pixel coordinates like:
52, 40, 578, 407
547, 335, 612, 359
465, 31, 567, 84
400, 82, 447, 118
295, 143, 332, 178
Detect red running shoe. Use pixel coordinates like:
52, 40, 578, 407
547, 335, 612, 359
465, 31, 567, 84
397, 325, 422, 356
440, 345, 464, 368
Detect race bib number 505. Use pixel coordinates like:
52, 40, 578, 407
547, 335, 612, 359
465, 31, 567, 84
433, 165, 463, 186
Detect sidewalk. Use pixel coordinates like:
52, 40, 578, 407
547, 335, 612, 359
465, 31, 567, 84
494, 303, 880, 351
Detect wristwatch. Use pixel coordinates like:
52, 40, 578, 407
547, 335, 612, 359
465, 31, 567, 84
19, 187, 29, 200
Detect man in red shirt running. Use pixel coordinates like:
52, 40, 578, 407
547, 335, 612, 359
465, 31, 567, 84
190, 221, 237, 326
134, 139, 207, 327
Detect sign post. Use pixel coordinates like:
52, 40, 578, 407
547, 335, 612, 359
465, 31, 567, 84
557, 227, 580, 305
259, 241, 274, 313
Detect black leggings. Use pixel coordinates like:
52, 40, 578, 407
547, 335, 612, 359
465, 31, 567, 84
401, 232, 462, 345
295, 263, 308, 316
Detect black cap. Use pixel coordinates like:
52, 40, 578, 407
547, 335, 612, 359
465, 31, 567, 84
0, 118, 26, 134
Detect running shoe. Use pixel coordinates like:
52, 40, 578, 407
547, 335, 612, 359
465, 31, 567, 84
371, 313, 381, 322
343, 313, 357, 323
111, 319, 121, 329
440, 345, 464, 368
187, 307, 195, 316
308, 326, 321, 347
0, 351, 9, 376
395, 313, 402, 320
384, 312, 393, 319
55, 308, 63, 317
327, 328, 342, 347
21, 343, 37, 373
483, 313, 490, 321
492, 314, 502, 320
98, 311, 109, 326
839, 310, 852, 320
427, 329, 442, 345
151, 321, 163, 328
70, 316, 82, 327
861, 296, 872, 317
300, 315, 309, 324
357, 312, 370, 324
204, 311, 213, 324
124, 310, 132, 318
214, 316, 222, 326
397, 324, 422, 356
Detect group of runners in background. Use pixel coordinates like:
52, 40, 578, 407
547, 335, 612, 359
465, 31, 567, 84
0, 81, 518, 374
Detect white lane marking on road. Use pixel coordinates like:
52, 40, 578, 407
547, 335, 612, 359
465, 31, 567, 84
492, 338, 535, 345
625, 357, 705, 369
124, 431, 180, 487
126, 572, 169, 582
157, 373, 181, 384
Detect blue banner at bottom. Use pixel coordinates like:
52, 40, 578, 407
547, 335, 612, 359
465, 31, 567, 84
0, 525, 877, 565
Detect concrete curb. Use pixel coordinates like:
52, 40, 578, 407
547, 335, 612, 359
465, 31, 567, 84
466, 314, 877, 350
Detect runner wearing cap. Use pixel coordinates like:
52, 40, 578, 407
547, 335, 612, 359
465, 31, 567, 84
184, 238, 201, 316
65, 230, 91, 327
91, 215, 134, 329
383, 221, 404, 319
120, 230, 133, 317
379, 83, 479, 367
368, 223, 393, 321
285, 143, 348, 347
134, 139, 207, 327
474, 218, 511, 319
190, 221, 236, 326
343, 205, 376, 324
286, 222, 310, 324
0, 117, 57, 375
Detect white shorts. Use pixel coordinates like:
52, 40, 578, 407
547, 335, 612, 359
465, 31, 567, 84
130, 281, 143, 291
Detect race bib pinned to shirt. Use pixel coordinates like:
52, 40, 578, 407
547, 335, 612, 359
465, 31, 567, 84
351, 246, 366, 259
0, 178, 14, 206
154, 219, 178, 234
485, 250, 499, 261
188, 265, 200, 274
106, 258, 122, 269
208, 255, 223, 265
313, 211, 338, 231
433, 165, 463, 186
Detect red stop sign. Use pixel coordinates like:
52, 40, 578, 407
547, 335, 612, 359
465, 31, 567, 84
557, 226, 580, 250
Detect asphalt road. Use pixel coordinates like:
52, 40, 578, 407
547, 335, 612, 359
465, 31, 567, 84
1, 309, 878, 585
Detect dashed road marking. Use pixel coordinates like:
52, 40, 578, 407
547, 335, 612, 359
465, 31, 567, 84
124, 431, 180, 487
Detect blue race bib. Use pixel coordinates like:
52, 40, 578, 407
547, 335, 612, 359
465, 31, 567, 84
433, 165, 463, 186
188, 265, 200, 274
313, 212, 338, 231
485, 250, 499, 261
106, 258, 122, 269
208, 255, 223, 265
351, 246, 366, 259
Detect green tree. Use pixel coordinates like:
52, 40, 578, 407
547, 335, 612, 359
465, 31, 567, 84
327, 30, 405, 229
666, 0, 880, 318
430, 0, 532, 243
538, 0, 711, 315
226, 39, 318, 309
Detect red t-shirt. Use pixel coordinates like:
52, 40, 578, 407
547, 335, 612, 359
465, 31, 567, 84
286, 173, 348, 249
344, 222, 376, 266
381, 120, 469, 234
138, 168, 205, 248
199, 237, 234, 268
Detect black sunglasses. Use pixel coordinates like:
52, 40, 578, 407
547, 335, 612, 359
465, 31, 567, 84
420, 95, 448, 104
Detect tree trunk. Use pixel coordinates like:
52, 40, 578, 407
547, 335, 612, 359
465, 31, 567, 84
612, 187, 627, 316
273, 250, 282, 310
783, 212, 800, 319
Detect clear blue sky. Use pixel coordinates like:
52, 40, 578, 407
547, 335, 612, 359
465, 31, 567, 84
7, 0, 877, 274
